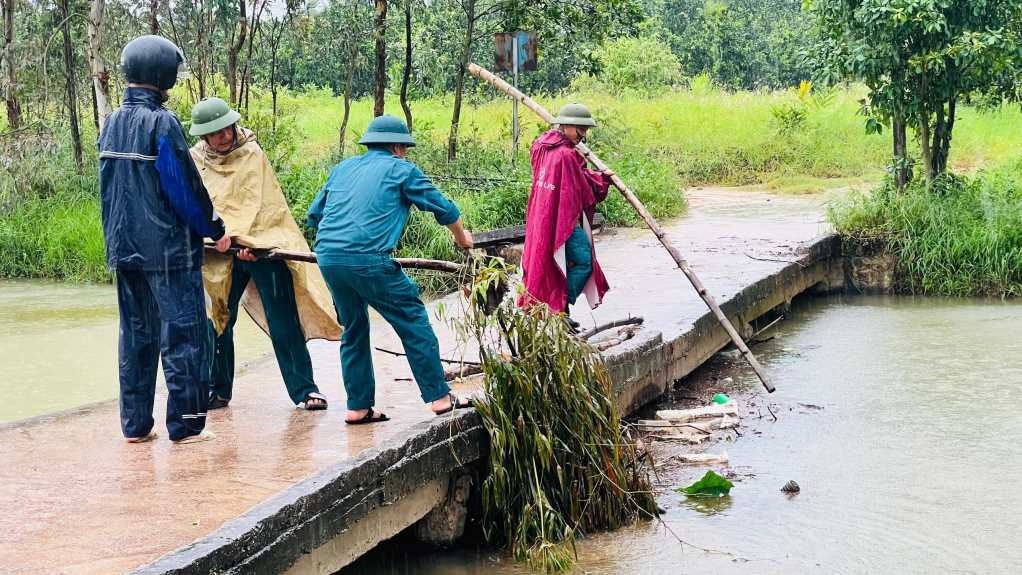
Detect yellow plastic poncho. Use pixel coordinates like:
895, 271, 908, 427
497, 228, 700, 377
191, 128, 341, 341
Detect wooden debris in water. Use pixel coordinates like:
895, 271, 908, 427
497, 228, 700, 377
656, 403, 738, 422
674, 452, 730, 465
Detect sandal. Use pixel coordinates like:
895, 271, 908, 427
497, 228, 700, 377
433, 392, 474, 416
208, 395, 230, 410
301, 392, 329, 411
344, 407, 389, 425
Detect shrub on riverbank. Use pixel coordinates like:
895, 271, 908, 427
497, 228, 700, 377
461, 260, 656, 571
830, 164, 1022, 296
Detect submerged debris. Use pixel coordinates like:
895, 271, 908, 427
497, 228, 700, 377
781, 480, 801, 494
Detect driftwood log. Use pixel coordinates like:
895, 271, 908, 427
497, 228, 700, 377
468, 63, 775, 394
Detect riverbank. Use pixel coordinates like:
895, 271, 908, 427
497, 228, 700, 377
830, 161, 1022, 297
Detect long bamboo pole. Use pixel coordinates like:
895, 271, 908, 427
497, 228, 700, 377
468, 63, 775, 393
204, 245, 466, 275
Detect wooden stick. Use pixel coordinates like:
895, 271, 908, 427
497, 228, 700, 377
468, 63, 775, 393
374, 346, 481, 366
204, 245, 466, 274
580, 316, 644, 340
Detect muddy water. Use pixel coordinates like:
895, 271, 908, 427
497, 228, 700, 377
347, 295, 1022, 574
0, 279, 270, 423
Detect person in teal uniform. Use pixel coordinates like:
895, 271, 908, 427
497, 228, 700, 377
307, 115, 475, 424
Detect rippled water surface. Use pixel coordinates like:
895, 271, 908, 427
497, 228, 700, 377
347, 295, 1022, 574
0, 279, 270, 422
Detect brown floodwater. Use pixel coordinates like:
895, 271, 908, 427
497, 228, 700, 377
0, 279, 270, 423
345, 294, 1022, 574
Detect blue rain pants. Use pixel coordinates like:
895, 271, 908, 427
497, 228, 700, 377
565, 223, 593, 306
208, 259, 318, 405
116, 268, 209, 441
319, 254, 450, 411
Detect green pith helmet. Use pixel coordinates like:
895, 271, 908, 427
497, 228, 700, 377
359, 114, 416, 147
553, 102, 596, 127
189, 97, 241, 137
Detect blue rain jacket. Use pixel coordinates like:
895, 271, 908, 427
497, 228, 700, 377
306, 148, 459, 263
98, 87, 225, 271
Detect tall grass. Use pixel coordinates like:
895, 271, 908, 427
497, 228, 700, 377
459, 259, 656, 571
830, 163, 1022, 296
281, 82, 1022, 188
4, 82, 1022, 285
0, 128, 108, 282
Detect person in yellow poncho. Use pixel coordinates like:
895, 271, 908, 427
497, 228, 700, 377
189, 97, 341, 410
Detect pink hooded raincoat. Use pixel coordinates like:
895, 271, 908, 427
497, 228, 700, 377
519, 130, 612, 313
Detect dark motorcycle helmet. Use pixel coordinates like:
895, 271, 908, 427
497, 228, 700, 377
120, 35, 188, 91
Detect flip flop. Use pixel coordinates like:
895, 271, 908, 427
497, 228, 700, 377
433, 393, 474, 416
345, 408, 389, 425
301, 392, 329, 411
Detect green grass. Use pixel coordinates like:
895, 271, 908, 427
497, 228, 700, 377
4, 82, 1022, 286
830, 162, 1022, 296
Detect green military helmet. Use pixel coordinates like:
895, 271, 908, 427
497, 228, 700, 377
189, 97, 242, 137
359, 114, 416, 147
553, 102, 597, 127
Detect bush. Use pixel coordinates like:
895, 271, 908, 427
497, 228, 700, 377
595, 36, 682, 95
830, 165, 1022, 296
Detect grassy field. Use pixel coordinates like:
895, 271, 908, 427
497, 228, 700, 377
3, 81, 1022, 287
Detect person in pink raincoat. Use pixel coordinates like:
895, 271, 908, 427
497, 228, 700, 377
519, 103, 615, 328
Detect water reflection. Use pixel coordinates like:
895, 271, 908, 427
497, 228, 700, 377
679, 493, 733, 516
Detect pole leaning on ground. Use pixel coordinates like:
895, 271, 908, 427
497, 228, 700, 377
468, 62, 775, 393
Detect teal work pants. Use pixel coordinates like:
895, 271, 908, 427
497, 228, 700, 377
208, 259, 319, 405
565, 223, 593, 306
319, 254, 450, 410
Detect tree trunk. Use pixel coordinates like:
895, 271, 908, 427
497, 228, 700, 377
892, 106, 909, 192
270, 20, 280, 134
227, 0, 248, 106
933, 98, 955, 176
919, 111, 933, 185
400, 0, 413, 129
339, 38, 358, 156
87, 0, 112, 132
1, 0, 22, 130
60, 0, 83, 172
149, 0, 159, 34
447, 0, 476, 161
372, 0, 387, 117
239, 0, 267, 114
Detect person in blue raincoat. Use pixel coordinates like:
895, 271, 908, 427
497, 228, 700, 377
307, 115, 474, 424
98, 35, 232, 444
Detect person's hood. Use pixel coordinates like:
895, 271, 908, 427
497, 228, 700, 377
194, 126, 257, 162
534, 129, 573, 150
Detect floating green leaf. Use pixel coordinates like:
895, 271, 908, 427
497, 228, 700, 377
677, 470, 734, 498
